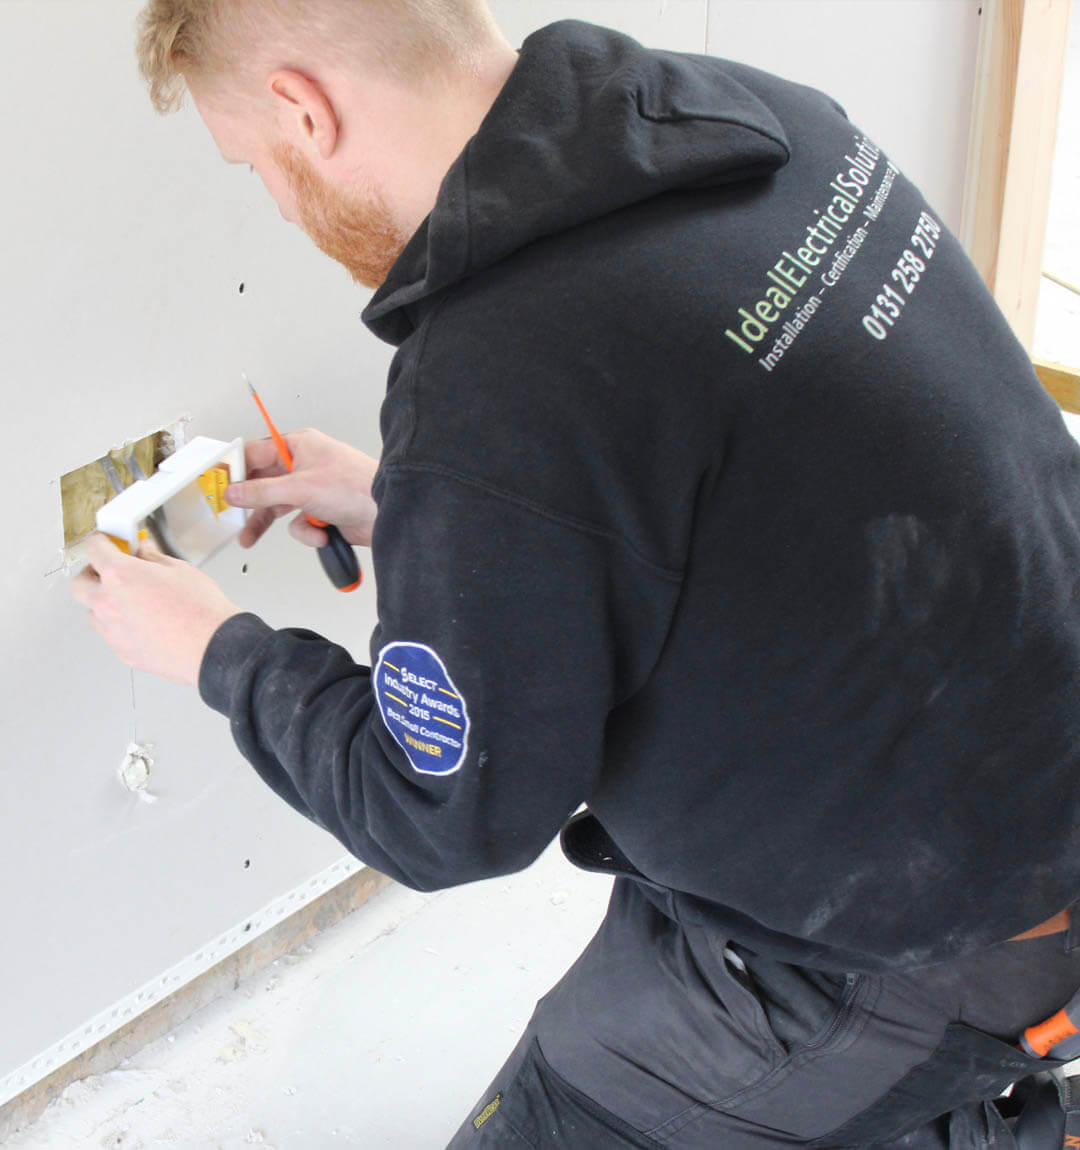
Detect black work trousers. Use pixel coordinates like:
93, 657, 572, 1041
447, 879, 1080, 1148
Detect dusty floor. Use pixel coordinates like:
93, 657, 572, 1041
9, 844, 612, 1149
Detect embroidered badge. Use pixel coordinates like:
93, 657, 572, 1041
473, 1093, 502, 1130
374, 642, 470, 776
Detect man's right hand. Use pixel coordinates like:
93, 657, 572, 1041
225, 428, 380, 550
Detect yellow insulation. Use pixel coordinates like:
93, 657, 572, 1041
60, 433, 168, 546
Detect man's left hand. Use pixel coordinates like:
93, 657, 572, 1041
72, 534, 242, 686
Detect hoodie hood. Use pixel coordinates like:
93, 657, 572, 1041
362, 20, 791, 344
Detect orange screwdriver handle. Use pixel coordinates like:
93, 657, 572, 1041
1021, 988, 1080, 1059
318, 524, 362, 592
245, 378, 362, 593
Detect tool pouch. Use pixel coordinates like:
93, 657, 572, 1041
809, 1023, 1067, 1146
1001, 1067, 1080, 1149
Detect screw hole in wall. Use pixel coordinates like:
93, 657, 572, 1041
238, 283, 245, 294
243, 859, 251, 869
241, 564, 249, 574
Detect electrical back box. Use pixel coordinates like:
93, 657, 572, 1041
95, 436, 247, 566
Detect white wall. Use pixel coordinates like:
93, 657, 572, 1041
0, 0, 980, 1101
1, 0, 388, 1094
705, 0, 982, 233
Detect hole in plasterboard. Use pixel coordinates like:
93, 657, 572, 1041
241, 564, 249, 575
59, 425, 182, 551
239, 283, 245, 294
243, 859, 251, 868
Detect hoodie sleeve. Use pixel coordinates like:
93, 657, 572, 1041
198, 462, 683, 890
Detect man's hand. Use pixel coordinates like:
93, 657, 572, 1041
225, 429, 379, 551
72, 534, 242, 686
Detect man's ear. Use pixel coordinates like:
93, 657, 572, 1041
267, 69, 339, 160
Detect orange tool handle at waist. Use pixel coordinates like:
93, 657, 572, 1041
1021, 984, 1080, 1060
1022, 1007, 1080, 1059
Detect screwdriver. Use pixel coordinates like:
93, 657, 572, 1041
243, 377, 362, 593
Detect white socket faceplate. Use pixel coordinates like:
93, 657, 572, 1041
95, 436, 247, 566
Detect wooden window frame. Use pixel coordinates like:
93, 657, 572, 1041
960, 0, 1072, 354
1034, 358, 1080, 414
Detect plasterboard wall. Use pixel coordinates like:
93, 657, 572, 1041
0, 0, 980, 1098
705, 1, 982, 234
0, 0, 389, 1090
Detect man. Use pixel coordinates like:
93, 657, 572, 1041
72, 1, 1080, 1145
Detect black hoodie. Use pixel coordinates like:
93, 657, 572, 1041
200, 21, 1080, 973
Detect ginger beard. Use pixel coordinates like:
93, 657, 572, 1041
272, 142, 408, 289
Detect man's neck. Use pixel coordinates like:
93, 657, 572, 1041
389, 43, 520, 239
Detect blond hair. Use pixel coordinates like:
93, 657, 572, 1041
136, 0, 499, 113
